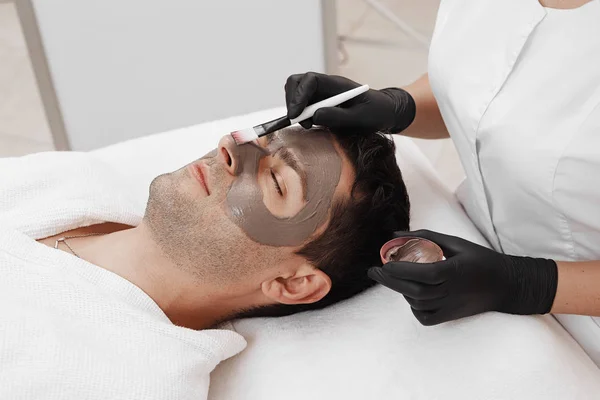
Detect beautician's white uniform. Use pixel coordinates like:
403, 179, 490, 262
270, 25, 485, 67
428, 0, 600, 365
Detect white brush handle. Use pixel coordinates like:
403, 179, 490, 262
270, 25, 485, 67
289, 84, 370, 125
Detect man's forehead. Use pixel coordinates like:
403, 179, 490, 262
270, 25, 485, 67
267, 129, 337, 155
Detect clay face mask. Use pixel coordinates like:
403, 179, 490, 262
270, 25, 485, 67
225, 130, 342, 246
380, 237, 444, 264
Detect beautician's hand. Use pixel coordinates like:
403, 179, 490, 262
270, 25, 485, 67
368, 230, 559, 326
285, 72, 416, 133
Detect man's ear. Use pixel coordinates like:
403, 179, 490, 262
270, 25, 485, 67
261, 264, 332, 305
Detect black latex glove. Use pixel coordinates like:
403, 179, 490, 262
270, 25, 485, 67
368, 230, 558, 326
285, 72, 416, 133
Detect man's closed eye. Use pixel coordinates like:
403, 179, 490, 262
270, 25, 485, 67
270, 169, 283, 196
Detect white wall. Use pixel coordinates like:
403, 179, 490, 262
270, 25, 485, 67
31, 0, 326, 150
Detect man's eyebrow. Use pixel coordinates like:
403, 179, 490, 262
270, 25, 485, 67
272, 146, 307, 201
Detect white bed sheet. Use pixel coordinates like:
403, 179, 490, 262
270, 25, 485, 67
90, 108, 600, 399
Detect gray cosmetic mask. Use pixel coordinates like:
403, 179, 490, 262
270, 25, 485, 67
225, 130, 342, 247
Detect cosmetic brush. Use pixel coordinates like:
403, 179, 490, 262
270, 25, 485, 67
231, 84, 369, 145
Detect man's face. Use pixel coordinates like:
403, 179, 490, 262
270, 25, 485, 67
144, 128, 354, 286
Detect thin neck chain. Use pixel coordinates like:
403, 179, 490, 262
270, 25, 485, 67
54, 232, 105, 258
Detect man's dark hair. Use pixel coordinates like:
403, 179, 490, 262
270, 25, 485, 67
238, 129, 410, 318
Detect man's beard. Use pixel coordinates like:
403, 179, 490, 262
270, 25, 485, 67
144, 170, 225, 284
143, 167, 273, 287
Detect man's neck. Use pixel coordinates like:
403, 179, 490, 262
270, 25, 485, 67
45, 223, 245, 330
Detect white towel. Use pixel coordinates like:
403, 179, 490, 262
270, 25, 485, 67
0, 151, 246, 400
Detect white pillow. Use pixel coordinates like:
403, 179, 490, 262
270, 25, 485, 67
91, 108, 600, 399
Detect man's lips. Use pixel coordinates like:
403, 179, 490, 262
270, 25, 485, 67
188, 162, 210, 195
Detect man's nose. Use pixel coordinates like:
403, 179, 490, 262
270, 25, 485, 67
217, 135, 240, 176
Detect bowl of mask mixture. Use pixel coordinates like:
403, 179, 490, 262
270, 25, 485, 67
380, 237, 444, 264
